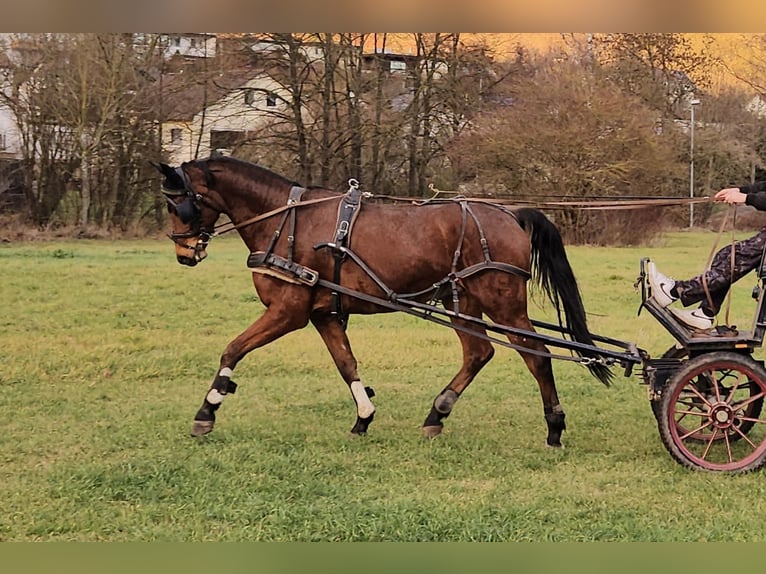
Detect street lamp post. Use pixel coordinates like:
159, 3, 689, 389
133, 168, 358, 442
689, 98, 700, 228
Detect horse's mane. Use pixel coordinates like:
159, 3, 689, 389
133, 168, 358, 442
200, 156, 302, 190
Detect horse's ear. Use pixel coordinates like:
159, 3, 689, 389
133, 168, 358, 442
152, 161, 186, 194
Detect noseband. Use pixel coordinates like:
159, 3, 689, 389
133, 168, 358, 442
162, 166, 215, 257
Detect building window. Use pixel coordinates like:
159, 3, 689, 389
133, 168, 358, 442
210, 130, 245, 150
173, 36, 181, 47
169, 128, 182, 145
390, 60, 406, 72
0, 132, 6, 150
266, 92, 277, 107
244, 89, 255, 106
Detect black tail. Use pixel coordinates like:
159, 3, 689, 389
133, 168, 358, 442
515, 207, 612, 386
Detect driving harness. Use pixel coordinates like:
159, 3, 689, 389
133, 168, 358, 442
247, 179, 365, 325
246, 179, 531, 328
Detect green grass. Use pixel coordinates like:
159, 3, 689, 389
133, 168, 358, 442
2, 231, 766, 541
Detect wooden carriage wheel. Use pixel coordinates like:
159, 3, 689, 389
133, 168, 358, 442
657, 352, 766, 473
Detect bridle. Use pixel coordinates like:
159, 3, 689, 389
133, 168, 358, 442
162, 165, 216, 261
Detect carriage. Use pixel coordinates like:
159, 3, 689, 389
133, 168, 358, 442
155, 156, 766, 474
637, 256, 766, 473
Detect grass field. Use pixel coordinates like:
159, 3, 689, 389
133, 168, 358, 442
2, 230, 766, 541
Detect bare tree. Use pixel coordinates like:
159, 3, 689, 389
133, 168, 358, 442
0, 34, 79, 227
0, 33, 167, 230
447, 54, 689, 244
593, 33, 716, 117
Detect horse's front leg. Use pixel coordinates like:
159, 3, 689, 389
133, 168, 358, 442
191, 299, 311, 437
310, 312, 376, 436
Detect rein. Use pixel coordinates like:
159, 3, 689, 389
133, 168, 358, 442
701, 204, 739, 326
395, 186, 715, 211
209, 195, 341, 238
203, 181, 713, 240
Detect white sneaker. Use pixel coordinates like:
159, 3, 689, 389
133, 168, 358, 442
670, 307, 714, 331
646, 261, 677, 308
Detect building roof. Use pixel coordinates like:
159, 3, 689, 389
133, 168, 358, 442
158, 66, 263, 122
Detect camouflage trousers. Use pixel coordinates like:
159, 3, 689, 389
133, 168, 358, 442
675, 227, 766, 315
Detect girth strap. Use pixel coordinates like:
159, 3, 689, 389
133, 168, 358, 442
285, 186, 305, 264
260, 185, 305, 264
247, 186, 310, 283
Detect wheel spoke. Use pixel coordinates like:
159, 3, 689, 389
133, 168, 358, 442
723, 430, 733, 463
700, 427, 719, 460
737, 416, 766, 425
685, 382, 714, 409
678, 419, 713, 441
711, 371, 723, 403
730, 423, 758, 450
733, 391, 766, 411
674, 408, 708, 419
723, 371, 746, 403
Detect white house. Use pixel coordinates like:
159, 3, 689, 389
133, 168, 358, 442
0, 47, 24, 209
158, 33, 216, 60
250, 39, 324, 64
746, 93, 766, 119
161, 72, 292, 165
0, 41, 24, 161
0, 76, 21, 161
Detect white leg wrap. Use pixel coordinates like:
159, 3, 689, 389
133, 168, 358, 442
206, 367, 234, 405
350, 380, 375, 418
206, 389, 226, 405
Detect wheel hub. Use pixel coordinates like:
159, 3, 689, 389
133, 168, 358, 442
710, 403, 734, 428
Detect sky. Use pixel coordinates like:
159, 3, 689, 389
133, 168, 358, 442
3, 1, 766, 34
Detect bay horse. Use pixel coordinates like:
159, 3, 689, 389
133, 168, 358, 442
155, 156, 611, 447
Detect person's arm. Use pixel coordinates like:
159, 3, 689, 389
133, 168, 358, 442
739, 180, 766, 194
715, 182, 766, 210
745, 191, 766, 211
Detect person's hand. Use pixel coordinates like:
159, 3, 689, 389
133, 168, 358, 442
714, 187, 747, 204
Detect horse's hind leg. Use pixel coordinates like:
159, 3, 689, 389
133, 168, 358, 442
422, 298, 495, 438
311, 312, 376, 435
490, 312, 566, 447
476, 277, 567, 447
516, 338, 566, 447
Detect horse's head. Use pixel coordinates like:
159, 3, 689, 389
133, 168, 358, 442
153, 161, 222, 267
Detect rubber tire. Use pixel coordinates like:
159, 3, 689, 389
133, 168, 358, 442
657, 351, 766, 473
650, 345, 686, 421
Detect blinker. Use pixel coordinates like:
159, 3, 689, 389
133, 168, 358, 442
165, 194, 199, 224
174, 196, 199, 224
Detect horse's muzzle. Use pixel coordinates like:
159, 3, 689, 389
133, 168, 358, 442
176, 244, 208, 266
177, 254, 199, 266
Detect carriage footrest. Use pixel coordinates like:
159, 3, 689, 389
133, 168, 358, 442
247, 251, 319, 286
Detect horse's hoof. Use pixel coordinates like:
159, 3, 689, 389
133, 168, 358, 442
545, 441, 564, 448
422, 425, 443, 439
191, 420, 214, 437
